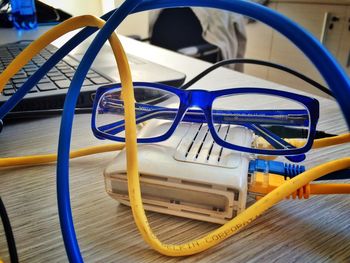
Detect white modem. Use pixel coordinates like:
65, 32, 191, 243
104, 120, 253, 224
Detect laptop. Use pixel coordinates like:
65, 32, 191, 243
0, 40, 186, 119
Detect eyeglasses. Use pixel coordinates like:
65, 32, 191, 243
91, 81, 319, 159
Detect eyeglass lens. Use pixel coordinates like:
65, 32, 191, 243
212, 93, 310, 151
95, 85, 181, 139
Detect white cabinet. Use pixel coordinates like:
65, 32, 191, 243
337, 7, 350, 76
244, 3, 276, 80
244, 2, 350, 97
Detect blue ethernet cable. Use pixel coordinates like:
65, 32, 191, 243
52, 0, 349, 262
249, 159, 305, 178
57, 2, 142, 262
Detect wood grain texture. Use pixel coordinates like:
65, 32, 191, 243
270, 0, 350, 5
1, 38, 350, 262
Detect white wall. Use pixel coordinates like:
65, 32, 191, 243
40, 0, 103, 17
41, 0, 149, 38
102, 0, 149, 38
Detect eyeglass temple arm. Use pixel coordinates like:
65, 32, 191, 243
98, 102, 309, 155
97, 110, 306, 163
101, 100, 309, 127
248, 124, 306, 162
97, 107, 306, 162
97, 106, 172, 134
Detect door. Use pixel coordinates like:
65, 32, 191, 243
337, 6, 350, 77
268, 3, 347, 97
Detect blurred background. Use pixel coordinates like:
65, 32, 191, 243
38, 0, 350, 97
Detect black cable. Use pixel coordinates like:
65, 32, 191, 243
0, 197, 19, 263
315, 169, 350, 181
282, 168, 350, 180
181, 58, 333, 97
180, 58, 336, 140
264, 126, 336, 139
4, 108, 92, 120
0, 0, 9, 10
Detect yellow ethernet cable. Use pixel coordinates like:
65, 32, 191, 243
0, 143, 124, 167
284, 133, 350, 149
312, 133, 350, 148
0, 135, 348, 168
255, 133, 350, 157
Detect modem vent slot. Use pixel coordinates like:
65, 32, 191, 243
175, 123, 241, 168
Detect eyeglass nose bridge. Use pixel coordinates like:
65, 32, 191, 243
186, 90, 212, 110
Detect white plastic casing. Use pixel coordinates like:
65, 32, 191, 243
104, 121, 253, 224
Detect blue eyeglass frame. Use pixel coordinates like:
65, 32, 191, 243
91, 82, 319, 156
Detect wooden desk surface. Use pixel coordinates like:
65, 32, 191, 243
270, 0, 350, 5
0, 34, 350, 262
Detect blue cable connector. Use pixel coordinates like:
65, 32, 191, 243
249, 159, 305, 178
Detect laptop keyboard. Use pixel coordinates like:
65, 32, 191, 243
0, 41, 112, 96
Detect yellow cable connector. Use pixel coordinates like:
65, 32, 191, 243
249, 172, 350, 200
